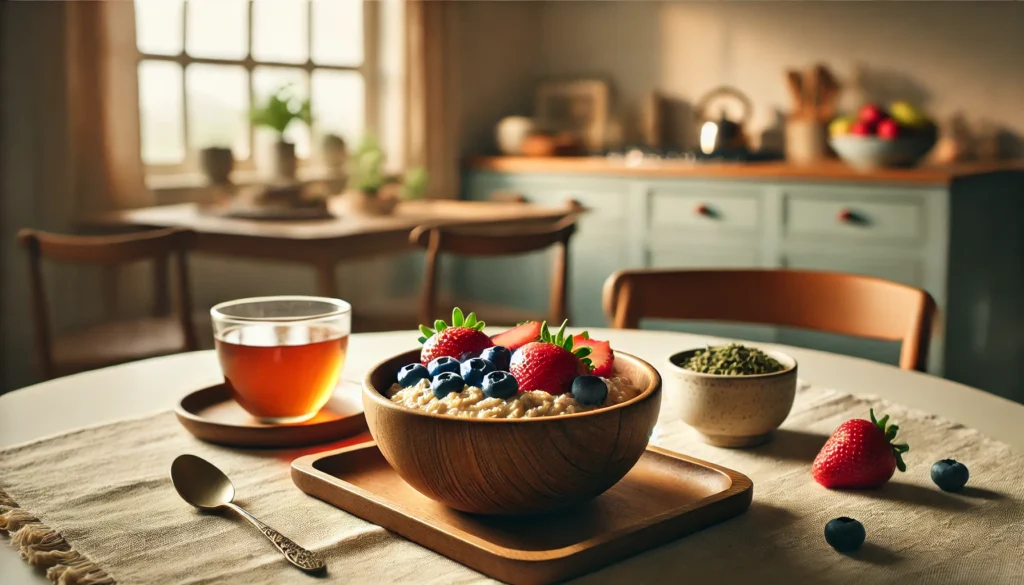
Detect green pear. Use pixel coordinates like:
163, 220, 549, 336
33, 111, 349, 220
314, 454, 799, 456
889, 101, 931, 128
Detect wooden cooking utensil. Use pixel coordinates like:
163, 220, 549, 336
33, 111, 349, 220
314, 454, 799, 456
786, 70, 805, 118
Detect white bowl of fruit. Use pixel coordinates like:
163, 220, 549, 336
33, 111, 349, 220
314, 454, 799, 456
829, 101, 938, 170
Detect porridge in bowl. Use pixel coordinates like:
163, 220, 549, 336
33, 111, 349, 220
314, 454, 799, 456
389, 309, 640, 419
387, 376, 640, 419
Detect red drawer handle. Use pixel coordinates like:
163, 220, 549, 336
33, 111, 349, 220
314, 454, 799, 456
838, 208, 856, 222
694, 203, 711, 216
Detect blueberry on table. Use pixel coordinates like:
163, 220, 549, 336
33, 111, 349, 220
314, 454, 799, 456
571, 376, 608, 405
480, 346, 512, 371
397, 364, 429, 388
824, 517, 865, 552
931, 459, 970, 492
460, 358, 495, 387
482, 371, 518, 399
431, 372, 464, 399
427, 356, 460, 378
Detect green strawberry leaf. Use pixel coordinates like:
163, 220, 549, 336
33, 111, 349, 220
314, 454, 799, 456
434, 319, 446, 333
885, 424, 900, 441
581, 357, 593, 369
870, 408, 878, 426
465, 312, 477, 327
417, 336, 428, 344
878, 414, 890, 428
452, 307, 465, 327
579, 331, 590, 340
539, 321, 551, 343
575, 347, 592, 359
419, 324, 434, 338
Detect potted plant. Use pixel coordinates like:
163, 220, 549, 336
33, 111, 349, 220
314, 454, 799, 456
250, 85, 311, 182
343, 136, 428, 216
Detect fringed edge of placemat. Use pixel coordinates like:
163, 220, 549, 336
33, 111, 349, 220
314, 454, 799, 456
0, 487, 115, 585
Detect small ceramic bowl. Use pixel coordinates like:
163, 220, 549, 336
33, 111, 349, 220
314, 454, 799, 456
664, 348, 797, 448
363, 348, 662, 515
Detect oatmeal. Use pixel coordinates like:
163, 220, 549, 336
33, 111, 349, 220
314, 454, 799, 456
386, 377, 641, 419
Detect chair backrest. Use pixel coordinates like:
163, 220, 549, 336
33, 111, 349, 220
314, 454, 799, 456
603, 269, 937, 371
409, 215, 578, 325
16, 227, 199, 377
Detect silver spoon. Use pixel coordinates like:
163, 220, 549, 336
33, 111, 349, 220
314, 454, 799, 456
170, 454, 325, 573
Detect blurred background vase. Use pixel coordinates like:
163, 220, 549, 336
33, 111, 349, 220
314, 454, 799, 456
495, 116, 536, 155
200, 147, 233, 185
272, 141, 297, 182
322, 134, 348, 193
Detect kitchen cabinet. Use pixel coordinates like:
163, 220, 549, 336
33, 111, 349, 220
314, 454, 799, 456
459, 163, 1024, 402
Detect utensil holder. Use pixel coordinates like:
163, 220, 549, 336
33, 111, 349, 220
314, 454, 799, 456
785, 119, 830, 166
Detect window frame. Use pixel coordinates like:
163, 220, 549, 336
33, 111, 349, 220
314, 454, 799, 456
137, 0, 379, 176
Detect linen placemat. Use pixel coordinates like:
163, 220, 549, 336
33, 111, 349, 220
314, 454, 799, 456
2, 386, 1022, 584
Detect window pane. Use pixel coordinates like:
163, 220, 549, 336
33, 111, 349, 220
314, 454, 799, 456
312, 70, 364, 147
186, 0, 248, 60
253, 67, 310, 158
135, 0, 183, 55
187, 65, 250, 159
139, 61, 185, 165
312, 0, 363, 66
252, 0, 309, 64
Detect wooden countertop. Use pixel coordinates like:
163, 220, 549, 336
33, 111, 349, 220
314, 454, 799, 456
466, 157, 1024, 186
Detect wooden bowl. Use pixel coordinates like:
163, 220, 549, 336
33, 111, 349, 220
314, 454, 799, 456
363, 349, 662, 515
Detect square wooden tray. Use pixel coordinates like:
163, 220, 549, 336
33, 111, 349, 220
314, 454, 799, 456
292, 442, 752, 584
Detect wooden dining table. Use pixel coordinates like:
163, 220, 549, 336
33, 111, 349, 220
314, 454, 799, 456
2, 328, 1023, 584
86, 199, 576, 297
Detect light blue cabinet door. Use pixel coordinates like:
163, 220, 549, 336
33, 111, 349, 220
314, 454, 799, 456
778, 252, 926, 366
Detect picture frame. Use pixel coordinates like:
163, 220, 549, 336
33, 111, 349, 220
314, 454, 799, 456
535, 80, 610, 154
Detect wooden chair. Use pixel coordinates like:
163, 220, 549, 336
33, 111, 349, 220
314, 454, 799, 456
603, 269, 937, 371
17, 227, 199, 379
410, 216, 578, 326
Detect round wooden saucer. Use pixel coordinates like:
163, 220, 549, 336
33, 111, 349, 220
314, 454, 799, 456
176, 381, 366, 448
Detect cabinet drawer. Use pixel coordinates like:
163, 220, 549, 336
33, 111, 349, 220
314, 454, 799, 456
784, 194, 924, 243
784, 252, 924, 287
650, 188, 761, 236
649, 246, 761, 269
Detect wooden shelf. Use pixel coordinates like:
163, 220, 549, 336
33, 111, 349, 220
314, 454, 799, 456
466, 157, 1024, 186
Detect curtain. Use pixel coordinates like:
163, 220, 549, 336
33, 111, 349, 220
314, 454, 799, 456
65, 1, 150, 216
404, 0, 460, 200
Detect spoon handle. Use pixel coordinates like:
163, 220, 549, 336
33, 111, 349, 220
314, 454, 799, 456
225, 502, 325, 573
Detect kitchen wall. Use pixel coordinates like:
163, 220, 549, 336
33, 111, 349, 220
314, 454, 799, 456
453, 1, 1024, 156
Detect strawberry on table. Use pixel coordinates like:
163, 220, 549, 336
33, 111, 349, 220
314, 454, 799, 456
572, 333, 614, 378
490, 321, 543, 352
510, 321, 593, 395
419, 308, 494, 365
812, 409, 910, 489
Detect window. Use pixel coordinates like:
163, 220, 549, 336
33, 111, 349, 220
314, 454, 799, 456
135, 0, 375, 173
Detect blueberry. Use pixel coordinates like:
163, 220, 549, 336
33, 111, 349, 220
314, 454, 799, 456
931, 459, 970, 492
571, 376, 608, 405
482, 371, 518, 399
460, 358, 495, 387
824, 517, 865, 552
397, 364, 429, 388
458, 351, 477, 362
427, 356, 460, 378
431, 372, 465, 399
480, 346, 512, 371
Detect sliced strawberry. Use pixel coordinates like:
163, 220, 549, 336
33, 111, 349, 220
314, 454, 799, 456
419, 308, 493, 365
573, 334, 613, 377
510, 321, 592, 394
491, 321, 542, 352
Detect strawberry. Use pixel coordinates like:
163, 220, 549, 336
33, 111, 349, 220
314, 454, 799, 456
491, 321, 543, 351
419, 308, 493, 365
510, 321, 592, 394
572, 333, 613, 377
812, 409, 910, 489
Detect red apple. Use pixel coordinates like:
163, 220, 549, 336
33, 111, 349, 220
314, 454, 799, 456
850, 120, 875, 136
858, 103, 887, 126
877, 118, 901, 140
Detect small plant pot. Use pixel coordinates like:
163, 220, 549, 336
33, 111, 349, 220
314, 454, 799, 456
200, 147, 234, 185
272, 141, 297, 181
342, 190, 398, 216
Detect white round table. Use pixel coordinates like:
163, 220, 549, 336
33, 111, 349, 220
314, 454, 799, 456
3, 329, 1023, 584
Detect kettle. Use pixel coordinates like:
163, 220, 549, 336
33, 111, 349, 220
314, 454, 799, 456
695, 86, 753, 155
